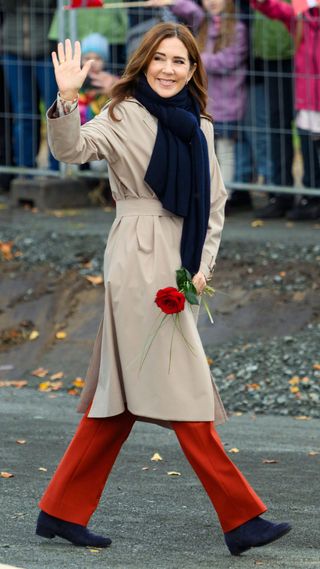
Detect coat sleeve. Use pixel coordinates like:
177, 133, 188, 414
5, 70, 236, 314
250, 0, 295, 31
201, 23, 248, 75
46, 100, 124, 165
170, 0, 205, 31
199, 119, 228, 280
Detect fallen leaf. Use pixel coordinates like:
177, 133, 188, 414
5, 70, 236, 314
206, 356, 214, 365
88, 548, 101, 553
1, 471, 14, 478
294, 415, 311, 421
51, 381, 63, 391
38, 467, 47, 472
233, 411, 243, 416
262, 459, 279, 464
246, 383, 260, 390
308, 451, 319, 456
38, 381, 63, 392
72, 377, 85, 388
0, 240, 14, 260
68, 388, 80, 396
288, 376, 300, 385
0, 380, 28, 388
293, 291, 306, 302
251, 219, 264, 228
38, 381, 51, 392
50, 371, 64, 380
226, 373, 236, 381
151, 452, 163, 462
142, 467, 149, 471
85, 274, 104, 286
229, 448, 240, 453
285, 222, 294, 228
29, 330, 40, 341
16, 440, 27, 445
55, 331, 67, 340
51, 209, 80, 218
167, 471, 181, 476
31, 368, 49, 378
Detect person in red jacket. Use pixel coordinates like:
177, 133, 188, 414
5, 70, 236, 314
251, 0, 320, 220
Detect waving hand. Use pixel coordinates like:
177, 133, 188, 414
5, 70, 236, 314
52, 39, 93, 100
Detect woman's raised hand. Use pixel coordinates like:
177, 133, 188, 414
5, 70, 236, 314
52, 39, 93, 101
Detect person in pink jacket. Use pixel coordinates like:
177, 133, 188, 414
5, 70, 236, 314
147, 0, 248, 196
251, 0, 320, 220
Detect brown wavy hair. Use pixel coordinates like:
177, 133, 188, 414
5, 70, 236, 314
197, 0, 236, 54
108, 22, 211, 121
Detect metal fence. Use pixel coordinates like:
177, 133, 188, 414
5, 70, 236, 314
0, 0, 319, 197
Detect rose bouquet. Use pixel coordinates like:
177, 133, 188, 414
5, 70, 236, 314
140, 268, 215, 372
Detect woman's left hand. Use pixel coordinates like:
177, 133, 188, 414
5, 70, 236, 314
192, 271, 207, 295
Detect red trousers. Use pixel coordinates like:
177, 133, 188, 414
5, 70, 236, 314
39, 409, 267, 533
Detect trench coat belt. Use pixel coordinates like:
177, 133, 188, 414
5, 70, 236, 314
116, 198, 175, 218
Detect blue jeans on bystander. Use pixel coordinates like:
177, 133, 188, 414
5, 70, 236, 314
3, 54, 59, 170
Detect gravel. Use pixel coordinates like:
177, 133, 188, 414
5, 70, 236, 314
1, 227, 319, 419
207, 325, 320, 418
0, 228, 320, 275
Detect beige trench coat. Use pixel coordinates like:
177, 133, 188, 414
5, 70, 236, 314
47, 98, 228, 426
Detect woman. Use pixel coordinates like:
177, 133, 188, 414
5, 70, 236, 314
148, 0, 248, 190
35, 23, 291, 556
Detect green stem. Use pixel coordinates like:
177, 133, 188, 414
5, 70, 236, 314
168, 314, 177, 374
175, 314, 197, 355
139, 313, 168, 370
202, 297, 214, 324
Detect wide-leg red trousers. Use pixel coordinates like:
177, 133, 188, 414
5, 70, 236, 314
39, 409, 267, 533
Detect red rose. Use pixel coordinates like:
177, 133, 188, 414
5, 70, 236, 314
155, 287, 185, 315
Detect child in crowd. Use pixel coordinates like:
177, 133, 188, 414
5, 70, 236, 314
79, 33, 111, 125
80, 33, 117, 203
251, 0, 320, 220
147, 0, 248, 192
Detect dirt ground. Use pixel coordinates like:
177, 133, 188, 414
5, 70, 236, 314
0, 252, 318, 383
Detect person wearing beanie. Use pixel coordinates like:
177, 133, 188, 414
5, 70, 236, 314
81, 32, 110, 70
79, 33, 110, 125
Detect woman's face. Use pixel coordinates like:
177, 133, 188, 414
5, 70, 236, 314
202, 0, 227, 15
145, 37, 196, 98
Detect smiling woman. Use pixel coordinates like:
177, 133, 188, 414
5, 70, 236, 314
35, 22, 291, 557
145, 37, 196, 97
108, 21, 210, 120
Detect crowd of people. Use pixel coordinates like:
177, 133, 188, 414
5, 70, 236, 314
0, 0, 319, 219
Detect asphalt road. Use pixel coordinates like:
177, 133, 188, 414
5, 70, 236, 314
1, 389, 319, 569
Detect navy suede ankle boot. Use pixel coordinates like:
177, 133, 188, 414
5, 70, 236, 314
36, 511, 112, 547
224, 516, 292, 556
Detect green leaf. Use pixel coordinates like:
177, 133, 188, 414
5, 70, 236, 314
176, 268, 188, 290
189, 283, 198, 295
185, 291, 199, 305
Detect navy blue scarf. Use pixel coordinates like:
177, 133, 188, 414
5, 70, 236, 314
134, 74, 210, 276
